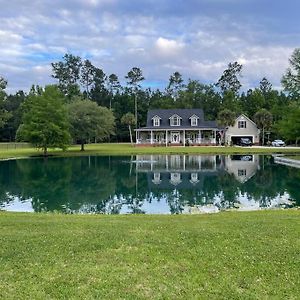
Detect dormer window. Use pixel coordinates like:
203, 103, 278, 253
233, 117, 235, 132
189, 115, 199, 126
169, 114, 181, 126
152, 115, 161, 127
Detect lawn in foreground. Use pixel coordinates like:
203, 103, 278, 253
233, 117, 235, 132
1, 143, 300, 160
0, 211, 299, 299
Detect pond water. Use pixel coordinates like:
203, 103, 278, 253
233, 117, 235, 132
0, 154, 299, 214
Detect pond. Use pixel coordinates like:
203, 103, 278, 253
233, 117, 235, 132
0, 154, 299, 214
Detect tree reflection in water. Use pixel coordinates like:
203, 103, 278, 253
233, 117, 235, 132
0, 154, 299, 214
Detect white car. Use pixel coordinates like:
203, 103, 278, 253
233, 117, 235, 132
272, 139, 285, 147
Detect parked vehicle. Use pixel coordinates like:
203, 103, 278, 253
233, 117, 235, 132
272, 139, 285, 147
237, 138, 252, 146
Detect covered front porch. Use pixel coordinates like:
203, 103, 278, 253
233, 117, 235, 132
135, 129, 218, 146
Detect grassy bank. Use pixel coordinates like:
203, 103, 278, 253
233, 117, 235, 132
287, 155, 300, 161
0, 211, 299, 299
1, 143, 300, 159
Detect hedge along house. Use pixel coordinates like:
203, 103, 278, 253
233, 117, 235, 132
135, 109, 220, 146
225, 114, 260, 145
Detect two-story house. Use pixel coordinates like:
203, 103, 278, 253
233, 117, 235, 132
135, 109, 219, 146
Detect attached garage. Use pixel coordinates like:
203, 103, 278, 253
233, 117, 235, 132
231, 136, 253, 145
225, 114, 260, 146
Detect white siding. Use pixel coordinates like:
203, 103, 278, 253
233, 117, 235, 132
225, 115, 260, 144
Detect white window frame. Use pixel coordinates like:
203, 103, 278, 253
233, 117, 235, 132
170, 115, 181, 126
191, 117, 198, 126
153, 117, 160, 127
238, 121, 247, 128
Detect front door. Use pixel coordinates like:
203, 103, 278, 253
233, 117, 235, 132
171, 132, 180, 143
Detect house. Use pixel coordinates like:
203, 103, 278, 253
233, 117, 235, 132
225, 114, 260, 145
135, 109, 219, 146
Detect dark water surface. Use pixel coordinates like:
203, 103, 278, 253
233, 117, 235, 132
0, 154, 299, 214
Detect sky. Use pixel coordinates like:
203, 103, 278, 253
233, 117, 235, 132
0, 0, 299, 94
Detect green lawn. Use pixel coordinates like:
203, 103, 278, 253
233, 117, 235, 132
0, 211, 299, 299
287, 156, 300, 161
1, 143, 300, 159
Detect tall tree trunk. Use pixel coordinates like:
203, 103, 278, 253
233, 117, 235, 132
129, 125, 133, 145
262, 127, 265, 146
43, 147, 47, 156
81, 142, 85, 151
135, 92, 138, 128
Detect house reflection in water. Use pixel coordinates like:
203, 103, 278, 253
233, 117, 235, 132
133, 154, 267, 213
134, 154, 260, 189
224, 155, 260, 183
135, 155, 221, 190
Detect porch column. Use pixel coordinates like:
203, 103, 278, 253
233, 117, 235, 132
213, 130, 216, 144
136, 130, 138, 144
199, 130, 201, 144
165, 130, 168, 147
151, 130, 153, 144
183, 130, 186, 147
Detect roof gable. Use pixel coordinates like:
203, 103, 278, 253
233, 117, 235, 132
151, 115, 161, 120
236, 114, 257, 127
169, 114, 182, 119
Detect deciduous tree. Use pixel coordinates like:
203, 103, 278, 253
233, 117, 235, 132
68, 99, 115, 151
16, 85, 70, 155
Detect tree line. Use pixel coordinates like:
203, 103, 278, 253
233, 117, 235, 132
0, 48, 300, 151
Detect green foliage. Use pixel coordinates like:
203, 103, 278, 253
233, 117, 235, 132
3, 49, 300, 143
67, 99, 115, 150
16, 85, 71, 155
51, 54, 82, 99
254, 109, 273, 145
125, 67, 145, 127
166, 71, 184, 100
281, 48, 300, 99
121, 112, 135, 126
241, 89, 265, 118
216, 61, 243, 95
217, 109, 236, 127
277, 104, 300, 144
80, 59, 96, 98
259, 77, 272, 94
125, 67, 145, 88
0, 77, 12, 130
0, 91, 25, 141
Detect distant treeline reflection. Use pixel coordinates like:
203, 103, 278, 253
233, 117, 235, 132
0, 155, 299, 214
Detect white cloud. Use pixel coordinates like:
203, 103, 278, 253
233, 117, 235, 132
154, 37, 185, 57
0, 0, 298, 93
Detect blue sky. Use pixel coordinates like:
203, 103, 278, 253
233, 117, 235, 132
0, 0, 299, 93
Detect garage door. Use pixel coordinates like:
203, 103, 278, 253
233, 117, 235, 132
231, 136, 253, 145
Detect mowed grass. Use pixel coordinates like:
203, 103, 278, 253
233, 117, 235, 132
0, 211, 299, 299
1, 143, 300, 160
287, 156, 300, 161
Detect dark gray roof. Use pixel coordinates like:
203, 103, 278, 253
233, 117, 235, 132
140, 109, 218, 129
